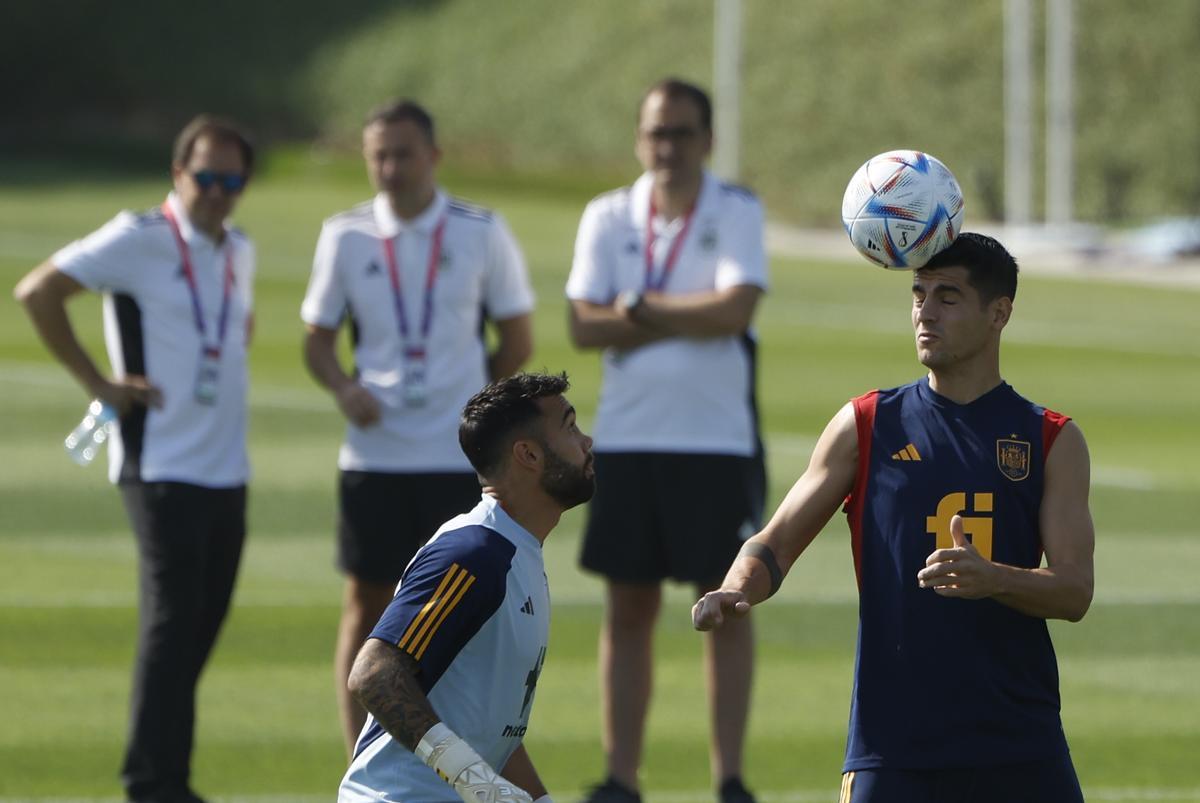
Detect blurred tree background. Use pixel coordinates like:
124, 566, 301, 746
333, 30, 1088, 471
2, 0, 1197, 223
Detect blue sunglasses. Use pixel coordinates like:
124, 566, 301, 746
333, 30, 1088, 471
191, 170, 247, 194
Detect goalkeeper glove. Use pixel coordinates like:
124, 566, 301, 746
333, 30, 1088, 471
415, 722, 533, 803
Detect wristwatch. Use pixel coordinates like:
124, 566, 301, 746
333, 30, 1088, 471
618, 289, 644, 317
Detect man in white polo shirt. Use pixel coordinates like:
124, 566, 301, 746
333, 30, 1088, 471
566, 78, 767, 803
301, 98, 535, 756
14, 115, 256, 803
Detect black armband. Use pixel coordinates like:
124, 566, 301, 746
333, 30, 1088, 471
739, 541, 783, 598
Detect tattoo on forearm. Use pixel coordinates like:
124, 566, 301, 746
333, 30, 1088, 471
350, 641, 440, 751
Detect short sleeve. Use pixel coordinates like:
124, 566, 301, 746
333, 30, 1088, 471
300, 223, 347, 328
565, 200, 615, 303
53, 211, 148, 294
369, 526, 514, 690
714, 197, 768, 292
482, 214, 535, 321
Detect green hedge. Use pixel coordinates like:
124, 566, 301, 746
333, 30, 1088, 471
4, 0, 1197, 223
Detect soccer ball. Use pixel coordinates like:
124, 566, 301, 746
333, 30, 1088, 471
841, 150, 964, 269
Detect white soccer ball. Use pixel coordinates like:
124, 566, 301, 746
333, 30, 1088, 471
841, 149, 964, 269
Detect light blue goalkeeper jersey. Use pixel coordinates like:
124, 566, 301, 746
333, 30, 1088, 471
338, 494, 550, 802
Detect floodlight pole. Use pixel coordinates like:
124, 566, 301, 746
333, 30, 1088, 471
713, 0, 743, 181
1004, 0, 1034, 227
1046, 0, 1074, 225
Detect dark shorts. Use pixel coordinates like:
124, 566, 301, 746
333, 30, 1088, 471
841, 754, 1083, 803
579, 451, 766, 585
338, 470, 480, 584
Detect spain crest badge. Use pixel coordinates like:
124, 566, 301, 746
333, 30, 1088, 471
996, 437, 1031, 481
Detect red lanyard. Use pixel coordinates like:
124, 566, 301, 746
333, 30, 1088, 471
162, 201, 234, 355
644, 196, 697, 292
382, 217, 447, 354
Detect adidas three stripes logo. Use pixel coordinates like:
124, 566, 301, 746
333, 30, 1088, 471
892, 443, 922, 461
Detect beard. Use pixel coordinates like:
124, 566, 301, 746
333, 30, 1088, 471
540, 444, 595, 509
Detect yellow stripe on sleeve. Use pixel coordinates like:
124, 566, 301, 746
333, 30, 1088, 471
404, 567, 471, 656
413, 573, 477, 660
397, 564, 464, 652
906, 443, 922, 461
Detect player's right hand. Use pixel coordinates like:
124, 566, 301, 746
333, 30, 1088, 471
417, 722, 533, 803
449, 762, 533, 802
97, 375, 164, 414
692, 589, 751, 631
335, 383, 382, 428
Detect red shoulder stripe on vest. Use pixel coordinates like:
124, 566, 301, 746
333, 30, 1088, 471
845, 390, 878, 592
1042, 408, 1071, 460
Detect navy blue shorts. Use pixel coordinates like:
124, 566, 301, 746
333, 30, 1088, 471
338, 470, 480, 584
579, 451, 765, 585
840, 754, 1083, 803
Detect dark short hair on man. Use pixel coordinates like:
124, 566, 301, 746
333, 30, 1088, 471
172, 114, 255, 178
640, 77, 713, 132
459, 372, 571, 477
365, 99, 436, 146
921, 232, 1020, 303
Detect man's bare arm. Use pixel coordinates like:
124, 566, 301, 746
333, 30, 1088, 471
694, 402, 859, 628
488, 313, 533, 380
567, 299, 667, 350
303, 323, 381, 427
346, 638, 439, 751
15, 260, 161, 413
631, 284, 762, 338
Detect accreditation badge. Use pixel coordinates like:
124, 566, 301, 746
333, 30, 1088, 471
402, 348, 428, 408
194, 347, 221, 405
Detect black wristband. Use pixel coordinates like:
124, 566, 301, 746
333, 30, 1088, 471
740, 541, 783, 598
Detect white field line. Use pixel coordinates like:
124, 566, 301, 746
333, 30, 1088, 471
2, 788, 1199, 803
1, 363, 1175, 493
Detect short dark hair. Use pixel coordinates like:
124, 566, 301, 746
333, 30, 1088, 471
459, 372, 571, 477
640, 78, 713, 132
921, 232, 1019, 303
365, 99, 436, 146
172, 114, 255, 178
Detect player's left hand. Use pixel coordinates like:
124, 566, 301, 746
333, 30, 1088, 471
917, 514, 1000, 599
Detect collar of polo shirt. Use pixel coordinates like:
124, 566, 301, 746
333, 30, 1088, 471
632, 168, 719, 229
374, 190, 448, 238
166, 191, 230, 245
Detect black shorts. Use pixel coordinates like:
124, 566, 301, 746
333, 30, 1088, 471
579, 451, 765, 585
840, 754, 1083, 803
337, 470, 480, 584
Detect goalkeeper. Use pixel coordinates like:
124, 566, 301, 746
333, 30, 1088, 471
337, 372, 595, 802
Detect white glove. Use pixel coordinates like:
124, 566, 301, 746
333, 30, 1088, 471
416, 722, 533, 803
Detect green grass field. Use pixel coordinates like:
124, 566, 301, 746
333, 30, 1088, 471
1, 158, 1199, 802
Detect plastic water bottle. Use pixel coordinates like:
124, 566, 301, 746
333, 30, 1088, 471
64, 399, 117, 466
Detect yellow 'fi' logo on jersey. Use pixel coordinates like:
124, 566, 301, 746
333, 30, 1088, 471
996, 437, 1030, 481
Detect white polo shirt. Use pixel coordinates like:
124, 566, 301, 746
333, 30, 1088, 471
53, 192, 255, 487
301, 191, 534, 473
566, 170, 768, 456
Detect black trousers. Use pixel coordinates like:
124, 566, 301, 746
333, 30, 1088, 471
119, 481, 246, 802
